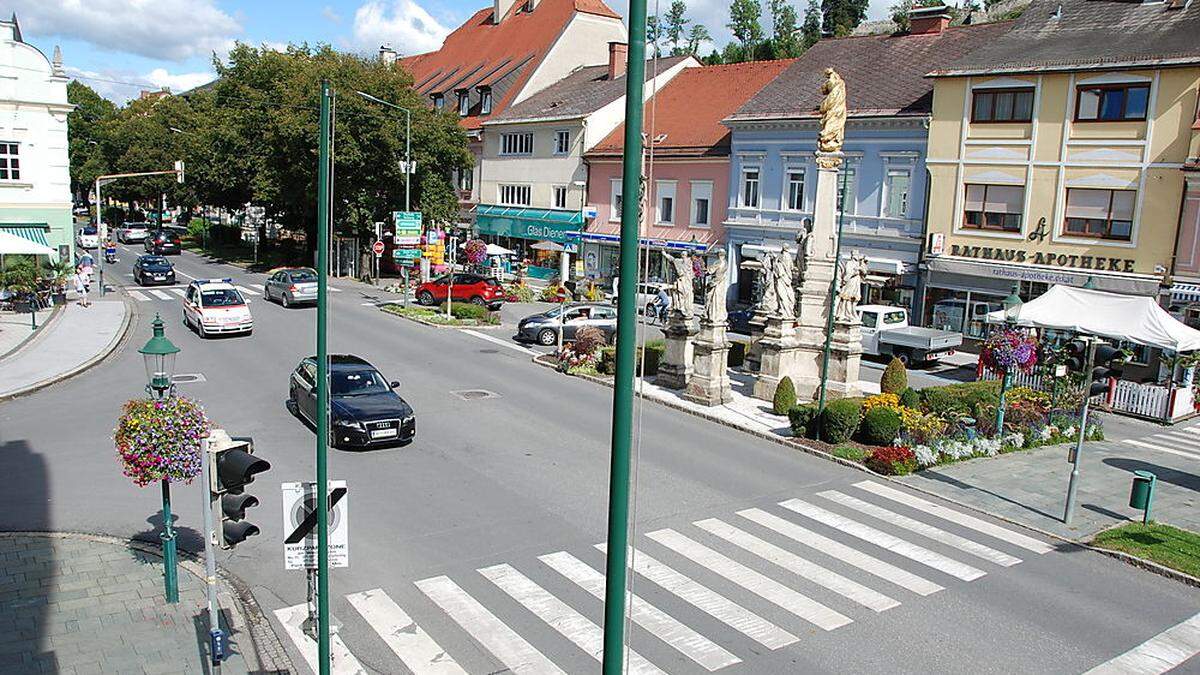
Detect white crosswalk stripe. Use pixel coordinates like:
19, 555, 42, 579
779, 499, 986, 581
148, 289, 173, 300
737, 508, 943, 596
646, 528, 852, 631
817, 491, 1023, 567
1156, 431, 1200, 447
596, 544, 797, 650
538, 551, 740, 671
129, 290, 150, 302
694, 518, 900, 612
1125, 438, 1200, 462
274, 603, 366, 674
345, 589, 466, 674
170, 287, 186, 297
415, 575, 563, 675
235, 285, 259, 296
853, 481, 1055, 554
1084, 611, 1200, 675
479, 563, 665, 675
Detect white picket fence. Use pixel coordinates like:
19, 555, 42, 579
977, 366, 1048, 391
978, 364, 1181, 422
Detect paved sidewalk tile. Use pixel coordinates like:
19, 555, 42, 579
0, 299, 126, 398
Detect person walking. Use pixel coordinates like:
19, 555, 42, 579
73, 268, 90, 308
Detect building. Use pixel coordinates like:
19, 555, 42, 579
583, 59, 794, 285
1168, 97, 1200, 325
722, 8, 1010, 311
475, 50, 695, 279
0, 16, 72, 263
922, 0, 1200, 349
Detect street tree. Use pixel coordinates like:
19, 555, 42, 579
663, 1, 691, 55
686, 24, 713, 56
769, 0, 802, 58
66, 81, 117, 204
646, 14, 664, 58
801, 0, 823, 47
727, 0, 764, 61
822, 0, 869, 36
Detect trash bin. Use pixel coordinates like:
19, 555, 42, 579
1129, 470, 1157, 510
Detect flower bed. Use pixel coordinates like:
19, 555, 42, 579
381, 303, 499, 326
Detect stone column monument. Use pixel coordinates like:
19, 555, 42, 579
655, 251, 698, 389
686, 251, 733, 405
753, 246, 802, 401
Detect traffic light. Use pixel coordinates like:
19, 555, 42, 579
209, 434, 270, 549
1064, 339, 1090, 373
1090, 344, 1126, 398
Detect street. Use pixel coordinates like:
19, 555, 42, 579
0, 242, 1196, 674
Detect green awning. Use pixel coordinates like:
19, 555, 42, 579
475, 205, 582, 244
0, 224, 51, 247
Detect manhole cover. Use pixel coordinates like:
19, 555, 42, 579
172, 373, 207, 384
450, 389, 500, 401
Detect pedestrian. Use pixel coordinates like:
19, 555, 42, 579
73, 269, 90, 307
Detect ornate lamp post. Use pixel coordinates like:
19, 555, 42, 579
995, 285, 1024, 434
138, 314, 181, 602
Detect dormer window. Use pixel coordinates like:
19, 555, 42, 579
479, 88, 493, 115
433, 94, 444, 109
457, 90, 470, 116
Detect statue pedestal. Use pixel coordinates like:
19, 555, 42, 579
656, 315, 697, 390
744, 309, 768, 372
753, 315, 800, 401
684, 320, 732, 406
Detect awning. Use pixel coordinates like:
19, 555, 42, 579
0, 230, 55, 256
0, 223, 51, 248
475, 204, 582, 244
1171, 283, 1200, 304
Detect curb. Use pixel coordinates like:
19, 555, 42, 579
0, 530, 294, 673
531, 354, 1200, 588
0, 292, 136, 403
0, 303, 65, 362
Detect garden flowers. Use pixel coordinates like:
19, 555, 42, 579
114, 397, 210, 487
981, 329, 1039, 374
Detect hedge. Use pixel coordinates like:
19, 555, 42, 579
820, 398, 863, 444
880, 357, 908, 394
859, 406, 902, 446
598, 339, 664, 376
920, 380, 1001, 415
788, 404, 820, 439
438, 301, 491, 321
772, 376, 797, 415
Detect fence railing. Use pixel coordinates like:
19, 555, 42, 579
978, 363, 1189, 423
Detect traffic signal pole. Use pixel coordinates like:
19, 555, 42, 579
1063, 338, 1097, 525
200, 438, 224, 672
315, 80, 333, 675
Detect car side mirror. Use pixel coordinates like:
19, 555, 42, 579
389, 381, 401, 389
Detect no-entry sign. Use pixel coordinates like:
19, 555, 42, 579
281, 480, 349, 570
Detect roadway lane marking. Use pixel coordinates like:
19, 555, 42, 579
461, 329, 539, 356
345, 589, 466, 675
1144, 432, 1200, 455
817, 491, 1023, 567
779, 499, 986, 582
737, 508, 943, 596
853, 481, 1055, 554
274, 603, 366, 675
538, 551, 740, 671
128, 290, 150, 302
1083, 611, 1200, 675
171, 288, 186, 297
1124, 438, 1200, 462
479, 563, 664, 675
414, 575, 563, 675
646, 528, 852, 631
148, 289, 173, 300
596, 544, 796, 649
694, 518, 900, 612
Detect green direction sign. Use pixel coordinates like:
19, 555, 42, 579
393, 248, 422, 263
393, 211, 422, 241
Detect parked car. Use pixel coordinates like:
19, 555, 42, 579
132, 255, 176, 286
517, 303, 617, 346
182, 279, 253, 337
144, 230, 181, 254
76, 225, 98, 250
264, 267, 318, 307
610, 281, 668, 316
288, 355, 415, 449
116, 222, 151, 243
415, 273, 505, 308
858, 305, 962, 365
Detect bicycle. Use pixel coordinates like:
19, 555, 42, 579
644, 302, 668, 326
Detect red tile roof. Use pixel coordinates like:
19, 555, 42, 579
400, 0, 620, 130
587, 60, 794, 157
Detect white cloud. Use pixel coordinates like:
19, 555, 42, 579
144, 68, 217, 93
65, 65, 215, 103
351, 0, 450, 55
9, 0, 240, 62
323, 5, 343, 23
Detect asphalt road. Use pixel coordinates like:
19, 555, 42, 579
0, 240, 1197, 674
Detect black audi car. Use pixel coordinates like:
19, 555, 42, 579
288, 355, 415, 449
132, 255, 176, 286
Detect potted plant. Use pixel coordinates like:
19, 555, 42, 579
44, 259, 73, 305
1, 259, 39, 313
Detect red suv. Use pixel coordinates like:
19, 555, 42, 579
415, 273, 505, 309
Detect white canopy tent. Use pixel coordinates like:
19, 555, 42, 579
0, 230, 56, 257
986, 285, 1200, 352
458, 241, 516, 257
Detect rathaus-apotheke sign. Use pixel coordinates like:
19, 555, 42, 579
949, 244, 1137, 274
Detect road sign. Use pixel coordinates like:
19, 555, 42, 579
372, 240, 385, 256
393, 248, 422, 263
393, 211, 422, 236
282, 480, 348, 570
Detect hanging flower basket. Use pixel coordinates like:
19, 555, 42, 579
114, 397, 210, 487
464, 239, 488, 265
980, 329, 1039, 374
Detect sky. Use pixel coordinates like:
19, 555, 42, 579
6, 0, 891, 103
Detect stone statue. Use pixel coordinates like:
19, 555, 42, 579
794, 224, 812, 294
818, 68, 847, 155
666, 251, 694, 319
834, 250, 867, 323
757, 251, 779, 316
773, 246, 795, 318
703, 250, 728, 324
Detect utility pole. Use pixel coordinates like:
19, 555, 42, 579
1064, 337, 1098, 525
315, 80, 333, 675
601, 0, 647, 668
200, 437, 224, 674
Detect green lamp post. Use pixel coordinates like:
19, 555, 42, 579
994, 284, 1023, 435
138, 314, 181, 602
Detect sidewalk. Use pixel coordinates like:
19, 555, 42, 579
0, 304, 56, 360
0, 298, 129, 400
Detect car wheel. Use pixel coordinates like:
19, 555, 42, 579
281, 294, 290, 308
418, 290, 434, 306
895, 349, 911, 367
538, 328, 557, 346
470, 295, 486, 307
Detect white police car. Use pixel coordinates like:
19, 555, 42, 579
182, 279, 253, 338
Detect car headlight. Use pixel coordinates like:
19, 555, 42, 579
336, 419, 365, 431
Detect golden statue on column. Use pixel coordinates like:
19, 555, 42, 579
816, 68, 847, 168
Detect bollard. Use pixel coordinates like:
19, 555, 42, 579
1129, 470, 1157, 525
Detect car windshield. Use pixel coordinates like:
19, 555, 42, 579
82, 226, 97, 235
200, 289, 243, 307
288, 269, 317, 283
331, 369, 391, 396
127, 223, 148, 230
141, 257, 169, 267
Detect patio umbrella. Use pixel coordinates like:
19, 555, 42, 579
530, 240, 564, 252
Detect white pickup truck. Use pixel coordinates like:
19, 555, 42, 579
858, 304, 963, 365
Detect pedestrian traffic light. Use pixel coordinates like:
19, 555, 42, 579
209, 434, 270, 549
1090, 344, 1126, 398
1064, 339, 1090, 373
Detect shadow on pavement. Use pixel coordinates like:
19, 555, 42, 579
131, 508, 205, 556
0, 440, 53, 670
911, 469, 1062, 521
1082, 503, 1132, 523
1101, 457, 1200, 493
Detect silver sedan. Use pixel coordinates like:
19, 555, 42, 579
264, 267, 319, 307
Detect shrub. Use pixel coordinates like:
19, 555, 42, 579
438, 301, 492, 322
831, 444, 869, 462
820, 398, 863, 444
899, 409, 947, 445
865, 445, 918, 475
862, 392, 900, 414
540, 284, 570, 302
573, 326, 607, 356
773, 376, 797, 415
880, 357, 908, 394
504, 283, 535, 303
788, 404, 820, 438
920, 380, 1001, 415
860, 406, 902, 446
728, 341, 747, 368
899, 387, 920, 409
598, 339, 664, 376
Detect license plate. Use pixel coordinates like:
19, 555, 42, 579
370, 428, 397, 439
154, 275, 166, 280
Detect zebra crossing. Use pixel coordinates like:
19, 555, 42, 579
125, 283, 343, 303
274, 480, 1092, 675
1123, 424, 1200, 462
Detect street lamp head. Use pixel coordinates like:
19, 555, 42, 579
138, 313, 180, 397
1002, 283, 1023, 325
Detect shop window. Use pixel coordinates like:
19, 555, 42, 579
963, 183, 1023, 232
1075, 83, 1149, 122
554, 130, 570, 155
500, 132, 534, 155
971, 87, 1035, 123
0, 142, 19, 181
553, 185, 568, 209
1063, 188, 1134, 241
691, 181, 712, 227
924, 288, 968, 333
498, 184, 531, 206
883, 168, 910, 218
785, 168, 805, 211
740, 167, 760, 208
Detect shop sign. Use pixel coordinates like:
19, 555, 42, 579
949, 244, 1135, 274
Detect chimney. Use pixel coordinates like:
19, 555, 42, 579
608, 42, 628, 80
909, 5, 951, 34
494, 0, 516, 23
379, 44, 397, 66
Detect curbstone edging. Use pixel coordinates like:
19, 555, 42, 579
0, 303, 65, 362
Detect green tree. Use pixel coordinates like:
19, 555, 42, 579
769, 0, 802, 58
663, 1, 691, 55
720, 41, 749, 64
66, 81, 117, 204
647, 14, 664, 58
727, 0, 764, 61
880, 357, 909, 394
702, 48, 725, 65
822, 0, 869, 36
686, 24, 713, 55
801, 0, 823, 47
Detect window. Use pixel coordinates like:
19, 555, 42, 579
610, 179, 623, 221
455, 168, 473, 192
656, 181, 676, 224
883, 168, 911, 218
837, 165, 857, 213
479, 88, 492, 115
0, 143, 20, 181
971, 88, 1035, 123
741, 167, 760, 208
500, 132, 534, 155
554, 130, 570, 155
1063, 188, 1135, 241
962, 183, 1024, 232
690, 181, 712, 227
553, 185, 568, 209
457, 90, 470, 116
498, 184, 531, 206
433, 94, 444, 109
785, 168, 805, 211
1075, 84, 1150, 122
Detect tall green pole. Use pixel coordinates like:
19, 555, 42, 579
601, 0, 647, 670
315, 80, 333, 675
160, 478, 178, 603
816, 166, 851, 416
